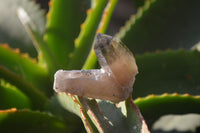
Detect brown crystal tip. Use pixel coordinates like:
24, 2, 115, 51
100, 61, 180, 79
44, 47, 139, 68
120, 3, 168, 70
94, 33, 113, 50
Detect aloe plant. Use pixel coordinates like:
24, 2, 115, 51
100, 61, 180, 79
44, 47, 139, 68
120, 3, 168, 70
0, 0, 200, 132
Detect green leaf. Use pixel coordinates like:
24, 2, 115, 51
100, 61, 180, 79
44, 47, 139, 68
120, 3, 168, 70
0, 44, 52, 95
44, 0, 90, 69
48, 94, 98, 133
133, 50, 200, 98
117, 0, 200, 53
17, 8, 57, 76
125, 99, 150, 133
0, 66, 48, 110
134, 93, 200, 128
68, 0, 108, 69
83, 0, 119, 69
0, 80, 31, 109
47, 95, 87, 133
50, 94, 150, 132
78, 98, 110, 132
50, 94, 81, 117
0, 109, 69, 133
98, 101, 130, 132
0, 0, 46, 57
97, 98, 150, 133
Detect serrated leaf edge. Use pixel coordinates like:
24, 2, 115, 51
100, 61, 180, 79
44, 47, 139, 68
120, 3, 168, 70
115, 0, 156, 39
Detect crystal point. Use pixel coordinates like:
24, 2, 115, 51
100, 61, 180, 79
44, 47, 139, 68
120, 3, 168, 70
53, 33, 138, 102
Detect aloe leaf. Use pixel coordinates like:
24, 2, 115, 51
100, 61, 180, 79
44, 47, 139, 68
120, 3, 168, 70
0, 66, 48, 109
49, 94, 98, 133
0, 44, 51, 95
125, 98, 150, 133
97, 101, 130, 132
116, 0, 200, 53
133, 50, 200, 98
52, 94, 81, 117
134, 93, 200, 128
48, 94, 83, 122
17, 8, 57, 76
0, 0, 46, 57
78, 98, 111, 132
0, 109, 69, 133
83, 0, 119, 69
47, 96, 86, 133
50, 93, 150, 132
44, 0, 90, 69
68, 0, 108, 69
0, 80, 31, 109
97, 98, 150, 133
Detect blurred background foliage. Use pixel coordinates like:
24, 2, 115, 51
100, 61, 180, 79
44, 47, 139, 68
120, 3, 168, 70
0, 0, 200, 132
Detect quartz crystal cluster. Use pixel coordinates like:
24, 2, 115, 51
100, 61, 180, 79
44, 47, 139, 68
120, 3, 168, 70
54, 33, 138, 102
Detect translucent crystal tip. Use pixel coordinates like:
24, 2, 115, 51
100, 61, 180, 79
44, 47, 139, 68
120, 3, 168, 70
94, 33, 113, 50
